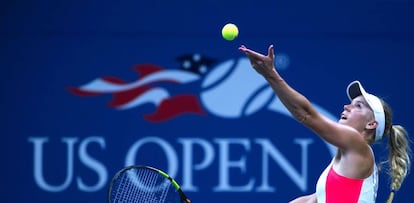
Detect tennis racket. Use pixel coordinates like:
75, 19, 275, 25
107, 165, 191, 203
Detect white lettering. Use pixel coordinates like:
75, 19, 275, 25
255, 138, 313, 192
125, 136, 178, 177
28, 136, 317, 194
213, 138, 254, 192
77, 136, 108, 192
29, 137, 77, 192
178, 138, 215, 192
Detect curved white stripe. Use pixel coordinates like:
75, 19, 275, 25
79, 70, 200, 92
115, 88, 170, 110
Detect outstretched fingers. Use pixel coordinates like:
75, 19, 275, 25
268, 44, 275, 60
239, 45, 262, 58
239, 44, 275, 60
238, 44, 277, 76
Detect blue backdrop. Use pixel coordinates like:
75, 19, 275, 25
2, 0, 413, 202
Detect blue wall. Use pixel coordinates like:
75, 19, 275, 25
2, 0, 413, 202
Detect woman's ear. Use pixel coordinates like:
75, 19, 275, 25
366, 120, 378, 130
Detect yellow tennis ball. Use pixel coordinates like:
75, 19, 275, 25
221, 23, 239, 41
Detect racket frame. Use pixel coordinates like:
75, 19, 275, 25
107, 165, 191, 203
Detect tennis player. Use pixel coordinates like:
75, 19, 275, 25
239, 44, 411, 203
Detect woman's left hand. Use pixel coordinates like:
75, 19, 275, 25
238, 44, 276, 78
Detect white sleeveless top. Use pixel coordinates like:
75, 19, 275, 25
315, 150, 378, 203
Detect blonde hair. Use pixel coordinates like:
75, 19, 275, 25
381, 100, 411, 203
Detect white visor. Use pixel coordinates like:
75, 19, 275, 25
346, 81, 385, 142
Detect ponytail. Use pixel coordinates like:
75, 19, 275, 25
380, 99, 411, 203
385, 125, 411, 203
386, 190, 395, 203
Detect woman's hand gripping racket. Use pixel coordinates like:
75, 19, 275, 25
107, 165, 191, 203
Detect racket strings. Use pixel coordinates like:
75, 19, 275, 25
110, 167, 178, 203
114, 170, 141, 203
139, 169, 161, 202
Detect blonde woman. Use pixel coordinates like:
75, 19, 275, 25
239, 44, 411, 203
